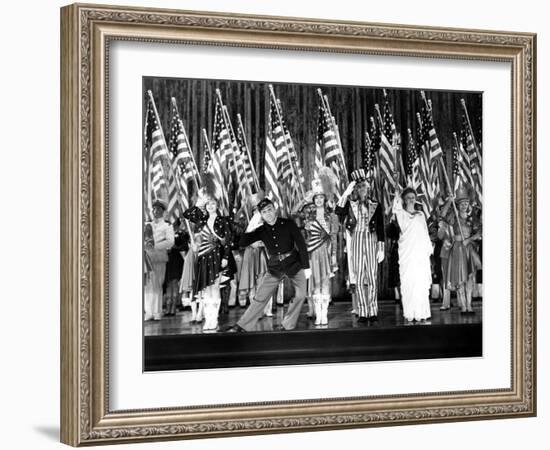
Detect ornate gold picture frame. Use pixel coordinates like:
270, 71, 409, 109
60, 3, 536, 446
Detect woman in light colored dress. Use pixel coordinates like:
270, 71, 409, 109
442, 186, 482, 314
392, 187, 433, 323
294, 167, 339, 326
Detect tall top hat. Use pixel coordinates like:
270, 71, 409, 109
350, 168, 367, 182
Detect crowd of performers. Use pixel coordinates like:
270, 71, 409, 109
144, 164, 482, 332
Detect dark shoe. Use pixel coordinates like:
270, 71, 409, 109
368, 315, 378, 323
225, 324, 246, 333
357, 316, 368, 323
467, 310, 476, 315
273, 324, 286, 331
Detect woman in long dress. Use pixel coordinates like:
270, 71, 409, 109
442, 186, 482, 314
392, 187, 433, 323
294, 170, 339, 326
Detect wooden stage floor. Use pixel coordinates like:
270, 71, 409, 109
145, 299, 482, 337
144, 299, 482, 371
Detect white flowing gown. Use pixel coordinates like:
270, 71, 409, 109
392, 197, 433, 321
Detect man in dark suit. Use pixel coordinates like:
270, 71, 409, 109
229, 198, 310, 332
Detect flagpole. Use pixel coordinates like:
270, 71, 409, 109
147, 91, 184, 205
416, 101, 464, 241
217, 91, 251, 199
381, 90, 401, 188
170, 98, 202, 191
438, 159, 465, 241
167, 99, 196, 243
237, 113, 260, 191
374, 103, 397, 197
269, 85, 306, 198
202, 127, 230, 218
276, 98, 305, 187
147, 91, 193, 241
222, 107, 252, 195
421, 94, 464, 239
371, 116, 383, 203
223, 106, 251, 222
452, 132, 461, 191
460, 98, 482, 171
323, 93, 348, 181
406, 128, 414, 188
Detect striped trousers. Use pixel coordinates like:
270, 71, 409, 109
351, 229, 378, 317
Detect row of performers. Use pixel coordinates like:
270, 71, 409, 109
144, 168, 482, 332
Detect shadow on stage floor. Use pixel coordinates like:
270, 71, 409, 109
144, 300, 482, 371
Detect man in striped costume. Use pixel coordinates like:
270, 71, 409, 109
335, 170, 385, 323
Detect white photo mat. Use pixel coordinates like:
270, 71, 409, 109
109, 41, 511, 411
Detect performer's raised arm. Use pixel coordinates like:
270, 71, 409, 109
335, 180, 356, 215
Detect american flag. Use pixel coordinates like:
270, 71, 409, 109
150, 156, 166, 200
364, 131, 380, 205
204, 125, 229, 215
377, 103, 396, 192
321, 99, 345, 197
368, 116, 381, 203
168, 101, 197, 211
416, 113, 435, 218
277, 98, 303, 210
364, 132, 374, 174
236, 117, 257, 191
213, 94, 235, 183
423, 100, 444, 164
405, 128, 421, 191
452, 139, 462, 192
279, 100, 305, 186
224, 107, 250, 212
454, 130, 475, 192
461, 112, 482, 205
420, 105, 441, 208
144, 93, 182, 222
313, 104, 324, 181
201, 136, 211, 174
383, 98, 406, 188
265, 95, 283, 212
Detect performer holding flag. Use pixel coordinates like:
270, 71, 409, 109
183, 173, 234, 332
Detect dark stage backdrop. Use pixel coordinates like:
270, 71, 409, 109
143, 77, 482, 299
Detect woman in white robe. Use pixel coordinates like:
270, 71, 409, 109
392, 188, 433, 322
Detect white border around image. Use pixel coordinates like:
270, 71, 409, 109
109, 41, 511, 411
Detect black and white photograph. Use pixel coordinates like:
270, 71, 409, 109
142, 77, 483, 371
